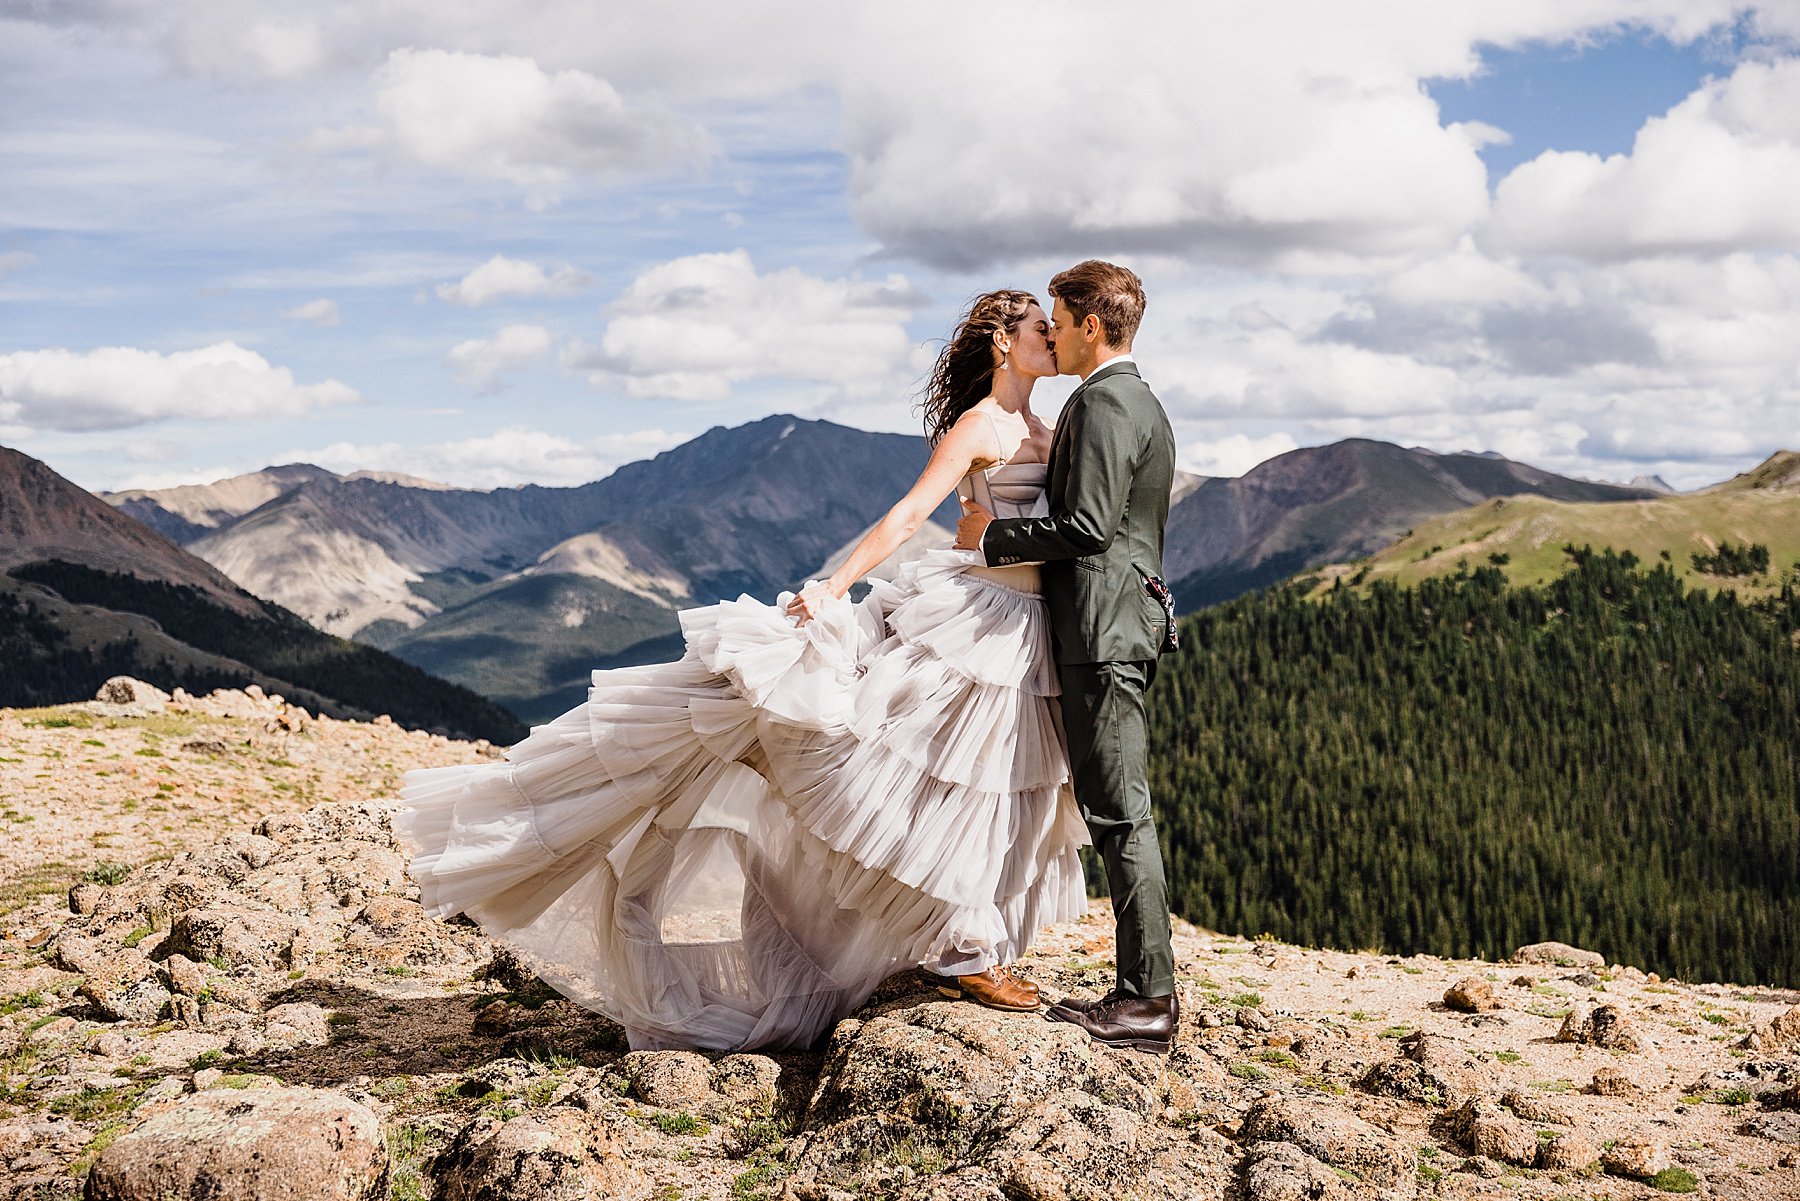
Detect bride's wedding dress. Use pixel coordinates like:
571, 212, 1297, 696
395, 462, 1087, 1051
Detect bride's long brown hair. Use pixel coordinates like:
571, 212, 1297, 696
919, 289, 1038, 445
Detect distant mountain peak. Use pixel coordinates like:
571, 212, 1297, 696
1708, 449, 1800, 493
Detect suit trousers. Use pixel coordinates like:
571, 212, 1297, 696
1058, 659, 1175, 998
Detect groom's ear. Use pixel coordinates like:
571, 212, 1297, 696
1083, 313, 1105, 343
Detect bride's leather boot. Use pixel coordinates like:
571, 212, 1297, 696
933, 966, 1041, 1011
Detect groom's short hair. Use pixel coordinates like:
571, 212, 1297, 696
1049, 260, 1145, 349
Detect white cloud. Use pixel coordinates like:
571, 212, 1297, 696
572, 250, 920, 401
289, 425, 686, 489
437, 255, 589, 306
1179, 432, 1300, 479
0, 251, 36, 281
282, 297, 341, 326
0, 342, 360, 432
1489, 56, 1800, 259
314, 48, 710, 203
445, 323, 554, 389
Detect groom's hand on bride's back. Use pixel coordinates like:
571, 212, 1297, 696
954, 499, 993, 551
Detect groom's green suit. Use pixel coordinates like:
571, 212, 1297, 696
981, 359, 1176, 998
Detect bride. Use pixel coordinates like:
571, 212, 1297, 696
396, 289, 1087, 1051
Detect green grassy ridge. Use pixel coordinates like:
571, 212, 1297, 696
1306, 487, 1800, 602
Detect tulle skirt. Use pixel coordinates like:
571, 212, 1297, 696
394, 549, 1089, 1051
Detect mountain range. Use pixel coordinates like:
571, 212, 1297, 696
1304, 448, 1800, 599
105, 417, 963, 721
95, 419, 1699, 720
1163, 438, 1663, 608
0, 445, 523, 741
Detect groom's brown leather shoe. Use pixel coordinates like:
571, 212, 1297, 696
1045, 989, 1178, 1054
934, 966, 1041, 1012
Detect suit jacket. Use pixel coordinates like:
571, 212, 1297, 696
981, 360, 1176, 664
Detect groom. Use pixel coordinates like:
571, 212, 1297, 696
955, 259, 1179, 1054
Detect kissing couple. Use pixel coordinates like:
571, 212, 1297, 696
397, 258, 1182, 1054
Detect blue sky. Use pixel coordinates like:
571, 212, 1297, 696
3, 3, 1799, 494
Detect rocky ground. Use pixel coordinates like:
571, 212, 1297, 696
2, 682, 1798, 1200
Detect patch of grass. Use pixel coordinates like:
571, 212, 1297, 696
731, 1154, 789, 1201
84, 861, 132, 886
1418, 1164, 1443, 1185
1400, 965, 1423, 975
1650, 1167, 1699, 1193
386, 1121, 440, 1201
1524, 1002, 1573, 1019
50, 1083, 141, 1121
1348, 1010, 1371, 1021
1228, 992, 1263, 1008
0, 860, 76, 915
648, 1110, 710, 1136
80, 738, 106, 747
1495, 1050, 1523, 1064
1299, 1074, 1346, 1095
383, 965, 415, 977
1228, 1061, 1269, 1081
133, 747, 163, 757
1703, 1087, 1753, 1106
1257, 1049, 1299, 1068
1378, 1025, 1414, 1039
190, 1050, 224, 1069
1528, 1079, 1573, 1093
23, 710, 96, 729
1700, 1012, 1729, 1025
119, 924, 155, 949
215, 1073, 269, 1089
0, 990, 45, 1016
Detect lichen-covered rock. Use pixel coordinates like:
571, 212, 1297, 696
1601, 1135, 1669, 1178
1235, 1141, 1358, 1201
1444, 1097, 1537, 1166
1762, 1005, 1800, 1051
710, 1053, 782, 1112
1356, 1031, 1491, 1107
80, 975, 172, 1023
788, 995, 1173, 1199
262, 1001, 333, 1050
1512, 942, 1604, 969
621, 1049, 713, 1109
84, 1087, 387, 1201
1585, 1066, 1643, 1096
431, 1107, 645, 1201
1499, 1086, 1573, 1126
159, 906, 300, 973
1443, 976, 1499, 1013
1537, 1130, 1600, 1170
1555, 1002, 1644, 1052
1237, 1095, 1415, 1194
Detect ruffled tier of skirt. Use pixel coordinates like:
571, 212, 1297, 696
395, 548, 1087, 1051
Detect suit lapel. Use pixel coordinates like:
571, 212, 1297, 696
1049, 359, 1139, 466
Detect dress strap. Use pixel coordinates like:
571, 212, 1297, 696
989, 408, 1012, 468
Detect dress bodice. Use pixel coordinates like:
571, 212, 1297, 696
962, 461, 1049, 520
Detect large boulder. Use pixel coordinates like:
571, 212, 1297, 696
1443, 1097, 1537, 1166
83, 1087, 386, 1201
1237, 1095, 1415, 1197
431, 1108, 647, 1201
1512, 942, 1604, 969
1555, 1002, 1645, 1053
785, 996, 1218, 1199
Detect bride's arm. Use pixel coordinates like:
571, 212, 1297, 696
787, 411, 996, 619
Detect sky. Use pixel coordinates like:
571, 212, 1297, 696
2, 2, 1799, 494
